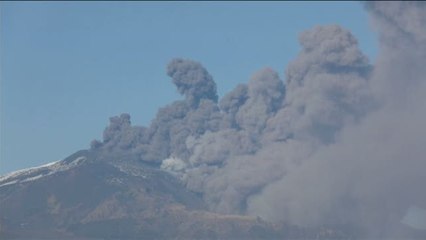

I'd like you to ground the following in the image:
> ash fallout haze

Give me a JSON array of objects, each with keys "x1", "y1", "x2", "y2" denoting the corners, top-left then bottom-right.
[{"x1": 1, "y1": 1, "x2": 426, "y2": 239}]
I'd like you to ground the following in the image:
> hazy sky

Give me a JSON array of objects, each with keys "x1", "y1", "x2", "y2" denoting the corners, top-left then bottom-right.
[{"x1": 0, "y1": 2, "x2": 377, "y2": 174}]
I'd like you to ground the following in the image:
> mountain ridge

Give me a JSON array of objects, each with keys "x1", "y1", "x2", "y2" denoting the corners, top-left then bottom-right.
[
  {"x1": 0, "y1": 150, "x2": 355, "y2": 239},
  {"x1": 0, "y1": 150, "x2": 277, "y2": 239}
]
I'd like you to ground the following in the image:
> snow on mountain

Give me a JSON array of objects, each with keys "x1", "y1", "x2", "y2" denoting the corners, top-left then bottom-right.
[{"x1": 0, "y1": 156, "x2": 87, "y2": 188}]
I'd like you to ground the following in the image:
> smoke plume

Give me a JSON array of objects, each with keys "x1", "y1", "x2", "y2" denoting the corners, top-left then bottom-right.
[{"x1": 91, "y1": 2, "x2": 426, "y2": 237}]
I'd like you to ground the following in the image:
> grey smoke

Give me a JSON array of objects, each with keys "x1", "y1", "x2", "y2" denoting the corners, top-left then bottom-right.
[
  {"x1": 193, "y1": 23, "x2": 374, "y2": 218},
  {"x1": 167, "y1": 58, "x2": 218, "y2": 106},
  {"x1": 91, "y1": 2, "x2": 426, "y2": 238},
  {"x1": 235, "y1": 68, "x2": 285, "y2": 136},
  {"x1": 248, "y1": 1, "x2": 426, "y2": 237},
  {"x1": 219, "y1": 83, "x2": 248, "y2": 129},
  {"x1": 264, "y1": 24, "x2": 372, "y2": 144}
]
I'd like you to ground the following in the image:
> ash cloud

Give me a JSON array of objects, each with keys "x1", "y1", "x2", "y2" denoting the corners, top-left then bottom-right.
[
  {"x1": 263, "y1": 24, "x2": 373, "y2": 145},
  {"x1": 248, "y1": 2, "x2": 426, "y2": 237},
  {"x1": 91, "y1": 2, "x2": 426, "y2": 238},
  {"x1": 167, "y1": 58, "x2": 218, "y2": 106}
]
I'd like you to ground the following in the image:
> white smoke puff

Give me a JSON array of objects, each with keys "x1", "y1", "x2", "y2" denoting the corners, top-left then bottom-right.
[{"x1": 160, "y1": 156, "x2": 187, "y2": 173}]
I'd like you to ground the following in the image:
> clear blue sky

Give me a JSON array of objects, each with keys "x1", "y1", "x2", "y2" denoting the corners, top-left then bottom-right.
[{"x1": 0, "y1": 2, "x2": 377, "y2": 174}]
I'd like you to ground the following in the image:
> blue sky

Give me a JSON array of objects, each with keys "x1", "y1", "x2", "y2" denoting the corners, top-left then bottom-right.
[{"x1": 0, "y1": 2, "x2": 377, "y2": 174}]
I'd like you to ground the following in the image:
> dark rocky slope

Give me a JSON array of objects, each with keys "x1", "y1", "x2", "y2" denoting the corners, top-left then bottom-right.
[{"x1": 1, "y1": 150, "x2": 332, "y2": 239}]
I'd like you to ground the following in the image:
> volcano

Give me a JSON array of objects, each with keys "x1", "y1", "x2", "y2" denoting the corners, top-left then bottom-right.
[
  {"x1": 1, "y1": 150, "x2": 266, "y2": 239},
  {"x1": 0, "y1": 149, "x2": 351, "y2": 239}
]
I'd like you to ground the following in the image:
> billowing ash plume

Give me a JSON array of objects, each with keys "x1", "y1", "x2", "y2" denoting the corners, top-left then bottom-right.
[
  {"x1": 263, "y1": 24, "x2": 372, "y2": 144},
  {"x1": 91, "y1": 2, "x2": 426, "y2": 238},
  {"x1": 167, "y1": 58, "x2": 218, "y2": 106},
  {"x1": 189, "y1": 24, "x2": 374, "y2": 217},
  {"x1": 248, "y1": 2, "x2": 426, "y2": 238}
]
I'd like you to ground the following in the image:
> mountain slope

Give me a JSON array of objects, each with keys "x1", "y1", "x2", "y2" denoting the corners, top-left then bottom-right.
[{"x1": 1, "y1": 150, "x2": 305, "y2": 239}]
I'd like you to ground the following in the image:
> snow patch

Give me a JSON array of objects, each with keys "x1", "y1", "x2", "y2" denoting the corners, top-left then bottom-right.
[
  {"x1": 21, "y1": 174, "x2": 45, "y2": 183},
  {"x1": 0, "y1": 180, "x2": 17, "y2": 188},
  {"x1": 0, "y1": 160, "x2": 59, "y2": 183},
  {"x1": 0, "y1": 156, "x2": 87, "y2": 188}
]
